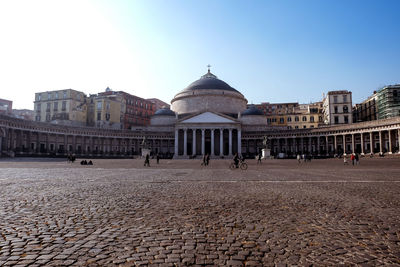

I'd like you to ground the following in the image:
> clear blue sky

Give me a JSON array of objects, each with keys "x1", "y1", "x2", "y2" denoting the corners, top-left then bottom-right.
[{"x1": 1, "y1": 0, "x2": 399, "y2": 109}]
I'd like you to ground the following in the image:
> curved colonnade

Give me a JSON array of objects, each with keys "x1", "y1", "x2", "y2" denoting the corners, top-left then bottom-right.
[{"x1": 1, "y1": 114, "x2": 400, "y2": 158}]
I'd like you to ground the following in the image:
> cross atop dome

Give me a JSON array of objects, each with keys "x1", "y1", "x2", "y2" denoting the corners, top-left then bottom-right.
[{"x1": 207, "y1": 64, "x2": 211, "y2": 73}]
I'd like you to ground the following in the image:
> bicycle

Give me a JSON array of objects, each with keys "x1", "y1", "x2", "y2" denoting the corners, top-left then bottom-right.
[{"x1": 229, "y1": 159, "x2": 248, "y2": 170}]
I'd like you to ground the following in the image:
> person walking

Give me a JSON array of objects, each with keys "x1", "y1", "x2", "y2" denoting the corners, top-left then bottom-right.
[
  {"x1": 144, "y1": 154, "x2": 150, "y2": 167},
  {"x1": 297, "y1": 154, "x2": 301, "y2": 164},
  {"x1": 257, "y1": 152, "x2": 262, "y2": 164},
  {"x1": 156, "y1": 153, "x2": 160, "y2": 164},
  {"x1": 202, "y1": 154, "x2": 207, "y2": 166},
  {"x1": 206, "y1": 153, "x2": 210, "y2": 166},
  {"x1": 343, "y1": 155, "x2": 348, "y2": 165},
  {"x1": 350, "y1": 153, "x2": 355, "y2": 166},
  {"x1": 355, "y1": 153, "x2": 359, "y2": 165}
]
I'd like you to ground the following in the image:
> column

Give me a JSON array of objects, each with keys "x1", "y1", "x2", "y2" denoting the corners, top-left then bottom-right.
[
  {"x1": 351, "y1": 134, "x2": 355, "y2": 153},
  {"x1": 334, "y1": 135, "x2": 337, "y2": 154},
  {"x1": 300, "y1": 138, "x2": 304, "y2": 153},
  {"x1": 201, "y1": 129, "x2": 205, "y2": 155},
  {"x1": 0, "y1": 136, "x2": 2, "y2": 156},
  {"x1": 398, "y1": 129, "x2": 400, "y2": 154},
  {"x1": 192, "y1": 129, "x2": 196, "y2": 156},
  {"x1": 308, "y1": 137, "x2": 312, "y2": 153},
  {"x1": 379, "y1": 131, "x2": 383, "y2": 154},
  {"x1": 317, "y1": 136, "x2": 320, "y2": 155},
  {"x1": 174, "y1": 129, "x2": 178, "y2": 156},
  {"x1": 183, "y1": 129, "x2": 187, "y2": 156},
  {"x1": 228, "y1": 129, "x2": 232, "y2": 156},
  {"x1": 220, "y1": 129, "x2": 223, "y2": 156},
  {"x1": 325, "y1": 136, "x2": 329, "y2": 155},
  {"x1": 293, "y1": 137, "x2": 297, "y2": 154},
  {"x1": 237, "y1": 129, "x2": 242, "y2": 156},
  {"x1": 342, "y1": 134, "x2": 346, "y2": 154},
  {"x1": 360, "y1": 133, "x2": 364, "y2": 155},
  {"x1": 211, "y1": 129, "x2": 215, "y2": 156},
  {"x1": 369, "y1": 132, "x2": 373, "y2": 154},
  {"x1": 388, "y1": 130, "x2": 392, "y2": 154},
  {"x1": 64, "y1": 135, "x2": 68, "y2": 154},
  {"x1": 72, "y1": 135, "x2": 76, "y2": 153},
  {"x1": 284, "y1": 138, "x2": 288, "y2": 153}
]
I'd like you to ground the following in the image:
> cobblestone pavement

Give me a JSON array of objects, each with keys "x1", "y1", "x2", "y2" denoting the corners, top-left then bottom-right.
[{"x1": 0, "y1": 158, "x2": 400, "y2": 266}]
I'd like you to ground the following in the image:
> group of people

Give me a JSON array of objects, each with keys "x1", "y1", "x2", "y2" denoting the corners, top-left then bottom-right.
[
  {"x1": 144, "y1": 153, "x2": 160, "y2": 167},
  {"x1": 202, "y1": 153, "x2": 210, "y2": 166},
  {"x1": 344, "y1": 153, "x2": 360, "y2": 165},
  {"x1": 80, "y1": 160, "x2": 93, "y2": 165},
  {"x1": 297, "y1": 154, "x2": 312, "y2": 163},
  {"x1": 67, "y1": 153, "x2": 76, "y2": 163}
]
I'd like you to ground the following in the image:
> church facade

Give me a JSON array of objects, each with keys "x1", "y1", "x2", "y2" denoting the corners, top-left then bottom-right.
[{"x1": 1, "y1": 70, "x2": 400, "y2": 158}]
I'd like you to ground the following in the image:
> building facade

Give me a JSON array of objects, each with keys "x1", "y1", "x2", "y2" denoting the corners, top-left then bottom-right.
[
  {"x1": 0, "y1": 98, "x2": 13, "y2": 114},
  {"x1": 34, "y1": 89, "x2": 87, "y2": 126},
  {"x1": 353, "y1": 92, "x2": 378, "y2": 123},
  {"x1": 323, "y1": 90, "x2": 353, "y2": 125},
  {"x1": 377, "y1": 84, "x2": 400, "y2": 120},
  {"x1": 1, "y1": 70, "x2": 400, "y2": 158}
]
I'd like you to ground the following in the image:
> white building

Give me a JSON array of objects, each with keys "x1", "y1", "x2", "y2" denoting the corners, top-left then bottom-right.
[{"x1": 323, "y1": 90, "x2": 352, "y2": 125}]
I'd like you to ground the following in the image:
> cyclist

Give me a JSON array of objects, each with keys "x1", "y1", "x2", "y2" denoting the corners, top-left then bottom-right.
[{"x1": 233, "y1": 153, "x2": 239, "y2": 168}]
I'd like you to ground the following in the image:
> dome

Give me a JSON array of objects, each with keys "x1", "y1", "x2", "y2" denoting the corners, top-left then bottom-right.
[
  {"x1": 182, "y1": 70, "x2": 240, "y2": 93},
  {"x1": 242, "y1": 105, "x2": 264, "y2": 116},
  {"x1": 154, "y1": 107, "x2": 175, "y2": 116},
  {"x1": 171, "y1": 69, "x2": 248, "y2": 115}
]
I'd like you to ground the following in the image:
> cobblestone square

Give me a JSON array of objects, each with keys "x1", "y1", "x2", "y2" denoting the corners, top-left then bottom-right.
[{"x1": 0, "y1": 157, "x2": 399, "y2": 266}]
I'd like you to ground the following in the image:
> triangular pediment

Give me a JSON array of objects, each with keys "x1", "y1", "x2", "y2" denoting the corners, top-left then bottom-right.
[{"x1": 180, "y1": 112, "x2": 236, "y2": 124}]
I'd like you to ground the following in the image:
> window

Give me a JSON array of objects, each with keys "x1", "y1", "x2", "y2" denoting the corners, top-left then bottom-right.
[
  {"x1": 333, "y1": 96, "x2": 338, "y2": 103},
  {"x1": 303, "y1": 125, "x2": 307, "y2": 128},
  {"x1": 54, "y1": 102, "x2": 58, "y2": 111},
  {"x1": 302, "y1": 116, "x2": 307, "y2": 121},
  {"x1": 97, "y1": 112, "x2": 101, "y2": 121},
  {"x1": 35, "y1": 115, "x2": 41, "y2": 121},
  {"x1": 135, "y1": 100, "x2": 138, "y2": 106},
  {"x1": 38, "y1": 94, "x2": 41, "y2": 101},
  {"x1": 310, "y1": 116, "x2": 314, "y2": 122},
  {"x1": 344, "y1": 115, "x2": 349, "y2": 124},
  {"x1": 97, "y1": 101, "x2": 102, "y2": 110},
  {"x1": 334, "y1": 116, "x2": 339, "y2": 124},
  {"x1": 334, "y1": 106, "x2": 338, "y2": 114},
  {"x1": 310, "y1": 125, "x2": 314, "y2": 128},
  {"x1": 343, "y1": 95, "x2": 347, "y2": 102},
  {"x1": 267, "y1": 118, "x2": 271, "y2": 123},
  {"x1": 48, "y1": 92, "x2": 52, "y2": 100},
  {"x1": 343, "y1": 105, "x2": 348, "y2": 113},
  {"x1": 319, "y1": 116, "x2": 323, "y2": 122},
  {"x1": 140, "y1": 102, "x2": 143, "y2": 107},
  {"x1": 55, "y1": 92, "x2": 58, "y2": 99},
  {"x1": 46, "y1": 103, "x2": 51, "y2": 111},
  {"x1": 145, "y1": 103, "x2": 148, "y2": 109},
  {"x1": 77, "y1": 94, "x2": 81, "y2": 100},
  {"x1": 105, "y1": 113, "x2": 110, "y2": 121},
  {"x1": 287, "y1": 117, "x2": 292, "y2": 122},
  {"x1": 63, "y1": 91, "x2": 67, "y2": 99},
  {"x1": 106, "y1": 102, "x2": 110, "y2": 110},
  {"x1": 279, "y1": 117, "x2": 284, "y2": 124},
  {"x1": 295, "y1": 116, "x2": 299, "y2": 122},
  {"x1": 295, "y1": 126, "x2": 299, "y2": 129},
  {"x1": 46, "y1": 114, "x2": 51, "y2": 121},
  {"x1": 36, "y1": 103, "x2": 41, "y2": 111},
  {"x1": 62, "y1": 101, "x2": 66, "y2": 111}
]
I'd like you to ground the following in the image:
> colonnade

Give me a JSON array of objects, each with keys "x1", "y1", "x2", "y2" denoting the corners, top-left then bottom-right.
[
  {"x1": 174, "y1": 128, "x2": 241, "y2": 157},
  {"x1": 270, "y1": 128, "x2": 400, "y2": 155}
]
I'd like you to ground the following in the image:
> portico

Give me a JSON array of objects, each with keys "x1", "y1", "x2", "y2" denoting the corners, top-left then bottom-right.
[{"x1": 174, "y1": 111, "x2": 241, "y2": 158}]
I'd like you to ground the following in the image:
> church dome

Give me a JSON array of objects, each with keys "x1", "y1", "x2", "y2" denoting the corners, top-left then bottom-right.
[
  {"x1": 242, "y1": 105, "x2": 264, "y2": 116},
  {"x1": 154, "y1": 107, "x2": 175, "y2": 116},
  {"x1": 171, "y1": 68, "x2": 247, "y2": 116},
  {"x1": 182, "y1": 70, "x2": 240, "y2": 93}
]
